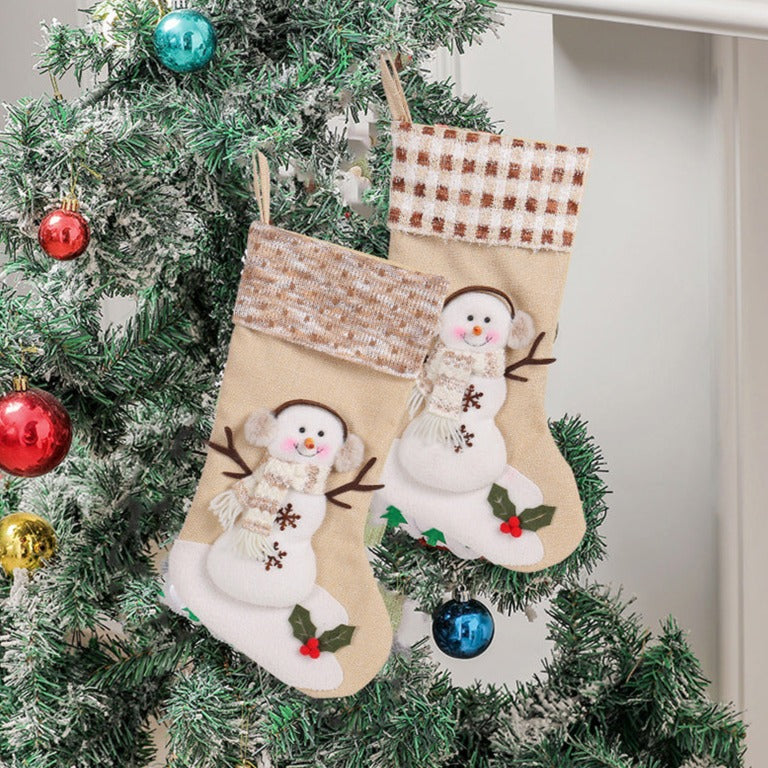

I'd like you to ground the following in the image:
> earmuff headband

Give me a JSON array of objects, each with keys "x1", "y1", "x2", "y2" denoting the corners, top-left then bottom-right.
[
  {"x1": 443, "y1": 285, "x2": 516, "y2": 318},
  {"x1": 272, "y1": 399, "x2": 349, "y2": 440}
]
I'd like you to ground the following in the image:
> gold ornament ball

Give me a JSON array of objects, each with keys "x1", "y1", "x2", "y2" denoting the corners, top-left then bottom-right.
[{"x1": 0, "y1": 511, "x2": 57, "y2": 576}]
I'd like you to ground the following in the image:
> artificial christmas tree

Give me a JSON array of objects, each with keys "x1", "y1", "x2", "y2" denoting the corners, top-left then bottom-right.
[{"x1": 0, "y1": 2, "x2": 745, "y2": 767}]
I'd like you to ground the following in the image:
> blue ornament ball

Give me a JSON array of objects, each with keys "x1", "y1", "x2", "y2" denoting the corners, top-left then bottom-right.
[
  {"x1": 153, "y1": 9, "x2": 216, "y2": 73},
  {"x1": 432, "y1": 593, "x2": 495, "y2": 659}
]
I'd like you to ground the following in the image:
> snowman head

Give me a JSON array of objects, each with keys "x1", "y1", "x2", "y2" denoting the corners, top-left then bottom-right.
[
  {"x1": 439, "y1": 286, "x2": 535, "y2": 352},
  {"x1": 243, "y1": 400, "x2": 365, "y2": 472}
]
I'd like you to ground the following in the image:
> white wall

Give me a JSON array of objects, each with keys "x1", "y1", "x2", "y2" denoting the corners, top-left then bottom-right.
[{"x1": 552, "y1": 18, "x2": 719, "y2": 681}]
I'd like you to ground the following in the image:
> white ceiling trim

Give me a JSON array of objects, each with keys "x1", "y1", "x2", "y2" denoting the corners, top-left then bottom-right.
[{"x1": 499, "y1": 0, "x2": 768, "y2": 39}]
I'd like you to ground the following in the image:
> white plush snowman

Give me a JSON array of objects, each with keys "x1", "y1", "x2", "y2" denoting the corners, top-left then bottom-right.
[
  {"x1": 206, "y1": 400, "x2": 364, "y2": 608},
  {"x1": 398, "y1": 287, "x2": 535, "y2": 493},
  {"x1": 371, "y1": 286, "x2": 549, "y2": 568}
]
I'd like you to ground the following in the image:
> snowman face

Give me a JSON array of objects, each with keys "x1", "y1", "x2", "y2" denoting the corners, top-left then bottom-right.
[
  {"x1": 268, "y1": 404, "x2": 346, "y2": 467},
  {"x1": 439, "y1": 292, "x2": 512, "y2": 351}
]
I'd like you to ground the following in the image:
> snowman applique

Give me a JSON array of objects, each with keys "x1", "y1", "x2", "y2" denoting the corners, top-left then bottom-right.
[
  {"x1": 206, "y1": 400, "x2": 370, "y2": 607},
  {"x1": 167, "y1": 399, "x2": 382, "y2": 693},
  {"x1": 372, "y1": 286, "x2": 556, "y2": 567}
]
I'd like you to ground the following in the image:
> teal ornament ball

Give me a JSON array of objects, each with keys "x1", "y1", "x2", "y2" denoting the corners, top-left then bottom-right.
[
  {"x1": 432, "y1": 590, "x2": 495, "y2": 659},
  {"x1": 153, "y1": 9, "x2": 216, "y2": 73}
]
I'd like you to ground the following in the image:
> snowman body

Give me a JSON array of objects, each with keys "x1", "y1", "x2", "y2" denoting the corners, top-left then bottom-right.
[
  {"x1": 398, "y1": 373, "x2": 508, "y2": 493},
  {"x1": 204, "y1": 402, "x2": 360, "y2": 609},
  {"x1": 372, "y1": 287, "x2": 547, "y2": 567},
  {"x1": 206, "y1": 489, "x2": 326, "y2": 608},
  {"x1": 398, "y1": 290, "x2": 521, "y2": 493}
]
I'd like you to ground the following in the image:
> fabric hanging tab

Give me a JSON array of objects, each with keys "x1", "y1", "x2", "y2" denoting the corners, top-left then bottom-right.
[
  {"x1": 379, "y1": 52, "x2": 412, "y2": 124},
  {"x1": 252, "y1": 150, "x2": 271, "y2": 225}
]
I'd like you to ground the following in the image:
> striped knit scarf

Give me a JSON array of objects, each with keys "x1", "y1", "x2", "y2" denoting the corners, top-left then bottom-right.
[
  {"x1": 408, "y1": 341, "x2": 505, "y2": 446},
  {"x1": 209, "y1": 456, "x2": 331, "y2": 560}
]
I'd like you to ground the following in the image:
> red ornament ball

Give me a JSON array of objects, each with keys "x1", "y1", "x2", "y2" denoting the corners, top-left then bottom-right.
[
  {"x1": 0, "y1": 377, "x2": 72, "y2": 477},
  {"x1": 38, "y1": 201, "x2": 90, "y2": 261}
]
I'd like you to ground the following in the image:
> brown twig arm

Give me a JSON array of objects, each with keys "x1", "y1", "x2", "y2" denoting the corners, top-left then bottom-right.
[
  {"x1": 207, "y1": 426, "x2": 253, "y2": 479},
  {"x1": 325, "y1": 457, "x2": 385, "y2": 509},
  {"x1": 504, "y1": 332, "x2": 557, "y2": 383}
]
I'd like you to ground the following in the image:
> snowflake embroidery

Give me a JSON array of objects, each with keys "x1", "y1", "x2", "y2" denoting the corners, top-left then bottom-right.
[
  {"x1": 462, "y1": 384, "x2": 484, "y2": 412},
  {"x1": 453, "y1": 424, "x2": 475, "y2": 453},
  {"x1": 275, "y1": 503, "x2": 301, "y2": 531},
  {"x1": 265, "y1": 542, "x2": 287, "y2": 571}
]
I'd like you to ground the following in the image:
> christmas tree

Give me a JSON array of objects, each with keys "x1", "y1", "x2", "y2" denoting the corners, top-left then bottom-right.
[{"x1": 0, "y1": 2, "x2": 746, "y2": 766}]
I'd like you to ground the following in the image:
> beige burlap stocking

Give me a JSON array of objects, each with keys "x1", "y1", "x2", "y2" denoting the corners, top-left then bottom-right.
[
  {"x1": 371, "y1": 54, "x2": 592, "y2": 572},
  {"x1": 168, "y1": 169, "x2": 447, "y2": 697}
]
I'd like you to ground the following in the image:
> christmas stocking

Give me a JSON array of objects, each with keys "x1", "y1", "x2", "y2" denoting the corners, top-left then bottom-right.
[
  {"x1": 371, "y1": 55, "x2": 592, "y2": 571},
  {"x1": 168, "y1": 169, "x2": 447, "y2": 697}
]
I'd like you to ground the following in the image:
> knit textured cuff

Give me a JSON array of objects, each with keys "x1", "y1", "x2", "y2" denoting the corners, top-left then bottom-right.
[
  {"x1": 388, "y1": 123, "x2": 591, "y2": 253},
  {"x1": 233, "y1": 222, "x2": 448, "y2": 378}
]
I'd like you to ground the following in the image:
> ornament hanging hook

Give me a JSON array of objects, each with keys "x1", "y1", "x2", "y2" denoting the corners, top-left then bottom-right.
[
  {"x1": 235, "y1": 703, "x2": 259, "y2": 768},
  {"x1": 65, "y1": 156, "x2": 102, "y2": 210},
  {"x1": 49, "y1": 73, "x2": 64, "y2": 102},
  {"x1": 15, "y1": 344, "x2": 40, "y2": 388},
  {"x1": 18, "y1": 344, "x2": 40, "y2": 372},
  {"x1": 152, "y1": 0, "x2": 169, "y2": 20},
  {"x1": 252, "y1": 150, "x2": 271, "y2": 225}
]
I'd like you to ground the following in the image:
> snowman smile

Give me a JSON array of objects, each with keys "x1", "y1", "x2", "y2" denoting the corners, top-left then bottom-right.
[
  {"x1": 296, "y1": 445, "x2": 318, "y2": 458},
  {"x1": 463, "y1": 336, "x2": 489, "y2": 348}
]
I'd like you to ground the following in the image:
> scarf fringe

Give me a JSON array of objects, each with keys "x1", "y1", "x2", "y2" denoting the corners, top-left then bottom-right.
[
  {"x1": 209, "y1": 488, "x2": 244, "y2": 530},
  {"x1": 407, "y1": 385, "x2": 427, "y2": 418},
  {"x1": 411, "y1": 412, "x2": 464, "y2": 447},
  {"x1": 235, "y1": 518, "x2": 274, "y2": 561}
]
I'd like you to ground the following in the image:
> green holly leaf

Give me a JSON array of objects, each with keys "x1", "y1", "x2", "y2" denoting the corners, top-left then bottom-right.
[
  {"x1": 422, "y1": 527, "x2": 447, "y2": 547},
  {"x1": 518, "y1": 504, "x2": 556, "y2": 531},
  {"x1": 183, "y1": 607, "x2": 200, "y2": 623},
  {"x1": 488, "y1": 483, "x2": 517, "y2": 521},
  {"x1": 317, "y1": 624, "x2": 356, "y2": 653},
  {"x1": 381, "y1": 505, "x2": 407, "y2": 528},
  {"x1": 288, "y1": 605, "x2": 316, "y2": 644}
]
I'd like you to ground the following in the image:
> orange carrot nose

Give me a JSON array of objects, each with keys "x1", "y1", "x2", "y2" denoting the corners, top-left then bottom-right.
[
  {"x1": 472, "y1": 325, "x2": 483, "y2": 336},
  {"x1": 304, "y1": 437, "x2": 315, "y2": 450}
]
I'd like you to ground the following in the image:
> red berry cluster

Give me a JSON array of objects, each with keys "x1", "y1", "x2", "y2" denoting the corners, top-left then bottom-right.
[
  {"x1": 499, "y1": 515, "x2": 522, "y2": 537},
  {"x1": 300, "y1": 637, "x2": 321, "y2": 659}
]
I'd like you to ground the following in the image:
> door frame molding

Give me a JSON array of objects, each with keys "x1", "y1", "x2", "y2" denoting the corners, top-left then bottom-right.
[{"x1": 500, "y1": 0, "x2": 768, "y2": 39}]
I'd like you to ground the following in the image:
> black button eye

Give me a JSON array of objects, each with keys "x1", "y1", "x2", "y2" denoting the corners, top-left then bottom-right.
[
  {"x1": 299, "y1": 427, "x2": 306, "y2": 433},
  {"x1": 318, "y1": 430, "x2": 324, "y2": 437},
  {"x1": 484, "y1": 316, "x2": 491, "y2": 323},
  {"x1": 467, "y1": 315, "x2": 474, "y2": 321}
]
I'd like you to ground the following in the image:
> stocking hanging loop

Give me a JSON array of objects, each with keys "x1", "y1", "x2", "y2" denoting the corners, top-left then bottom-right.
[
  {"x1": 379, "y1": 52, "x2": 412, "y2": 123},
  {"x1": 252, "y1": 150, "x2": 271, "y2": 225}
]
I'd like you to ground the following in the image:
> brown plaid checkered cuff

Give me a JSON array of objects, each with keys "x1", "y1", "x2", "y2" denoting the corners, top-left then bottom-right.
[
  {"x1": 232, "y1": 222, "x2": 448, "y2": 378},
  {"x1": 388, "y1": 123, "x2": 591, "y2": 253}
]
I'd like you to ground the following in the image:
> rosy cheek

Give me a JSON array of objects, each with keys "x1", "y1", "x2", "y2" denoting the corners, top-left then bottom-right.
[
  {"x1": 452, "y1": 326, "x2": 467, "y2": 340},
  {"x1": 485, "y1": 330, "x2": 501, "y2": 343},
  {"x1": 316, "y1": 444, "x2": 330, "y2": 457},
  {"x1": 280, "y1": 437, "x2": 298, "y2": 453}
]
